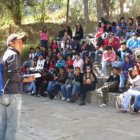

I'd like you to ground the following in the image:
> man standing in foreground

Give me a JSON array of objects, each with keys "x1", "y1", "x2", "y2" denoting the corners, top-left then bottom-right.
[{"x1": 0, "y1": 34, "x2": 34, "y2": 140}]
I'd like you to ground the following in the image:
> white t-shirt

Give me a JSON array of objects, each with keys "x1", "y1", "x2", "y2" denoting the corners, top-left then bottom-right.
[
  {"x1": 36, "y1": 59, "x2": 45, "y2": 70},
  {"x1": 29, "y1": 53, "x2": 35, "y2": 60},
  {"x1": 129, "y1": 75, "x2": 140, "y2": 90}
]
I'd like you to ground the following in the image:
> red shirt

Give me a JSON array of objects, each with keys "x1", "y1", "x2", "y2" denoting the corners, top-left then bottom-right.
[
  {"x1": 51, "y1": 44, "x2": 59, "y2": 49},
  {"x1": 49, "y1": 61, "x2": 56, "y2": 70},
  {"x1": 109, "y1": 36, "x2": 120, "y2": 51},
  {"x1": 136, "y1": 62, "x2": 140, "y2": 74},
  {"x1": 65, "y1": 60, "x2": 74, "y2": 71}
]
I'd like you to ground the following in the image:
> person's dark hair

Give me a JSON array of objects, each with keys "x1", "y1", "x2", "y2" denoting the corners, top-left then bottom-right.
[
  {"x1": 136, "y1": 16, "x2": 140, "y2": 24},
  {"x1": 120, "y1": 17, "x2": 125, "y2": 21},
  {"x1": 138, "y1": 24, "x2": 140, "y2": 26},
  {"x1": 75, "y1": 67, "x2": 80, "y2": 71},
  {"x1": 112, "y1": 67, "x2": 118, "y2": 71},
  {"x1": 39, "y1": 53, "x2": 43, "y2": 56},
  {"x1": 60, "y1": 25, "x2": 63, "y2": 28},
  {"x1": 112, "y1": 22, "x2": 116, "y2": 26},
  {"x1": 106, "y1": 21, "x2": 111, "y2": 25},
  {"x1": 42, "y1": 27, "x2": 47, "y2": 34},
  {"x1": 128, "y1": 68, "x2": 136, "y2": 80},
  {"x1": 64, "y1": 31, "x2": 69, "y2": 34},
  {"x1": 128, "y1": 18, "x2": 134, "y2": 25},
  {"x1": 30, "y1": 47, "x2": 34, "y2": 51},
  {"x1": 85, "y1": 55, "x2": 90, "y2": 60},
  {"x1": 51, "y1": 39, "x2": 58, "y2": 45},
  {"x1": 68, "y1": 54, "x2": 72, "y2": 59},
  {"x1": 137, "y1": 55, "x2": 140, "y2": 59},
  {"x1": 66, "y1": 25, "x2": 72, "y2": 32},
  {"x1": 68, "y1": 65, "x2": 74, "y2": 69},
  {"x1": 36, "y1": 47, "x2": 40, "y2": 51},
  {"x1": 76, "y1": 53, "x2": 81, "y2": 57},
  {"x1": 34, "y1": 56, "x2": 38, "y2": 61},
  {"x1": 25, "y1": 65, "x2": 30, "y2": 69},
  {"x1": 106, "y1": 45, "x2": 112, "y2": 50},
  {"x1": 60, "y1": 66, "x2": 65, "y2": 70}
]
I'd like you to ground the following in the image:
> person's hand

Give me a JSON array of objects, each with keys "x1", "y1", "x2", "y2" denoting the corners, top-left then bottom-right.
[{"x1": 54, "y1": 76, "x2": 58, "y2": 80}]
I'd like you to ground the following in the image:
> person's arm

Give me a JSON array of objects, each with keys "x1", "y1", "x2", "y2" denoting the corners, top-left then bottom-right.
[{"x1": 7, "y1": 54, "x2": 23, "y2": 83}]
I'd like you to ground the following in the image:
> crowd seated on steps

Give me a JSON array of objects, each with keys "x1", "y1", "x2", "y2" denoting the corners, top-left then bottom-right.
[{"x1": 20, "y1": 16, "x2": 140, "y2": 113}]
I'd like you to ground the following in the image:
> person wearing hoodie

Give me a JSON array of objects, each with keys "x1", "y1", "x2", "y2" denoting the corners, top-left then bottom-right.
[
  {"x1": 61, "y1": 65, "x2": 75, "y2": 102},
  {"x1": 36, "y1": 54, "x2": 45, "y2": 72},
  {"x1": 118, "y1": 53, "x2": 135, "y2": 93}
]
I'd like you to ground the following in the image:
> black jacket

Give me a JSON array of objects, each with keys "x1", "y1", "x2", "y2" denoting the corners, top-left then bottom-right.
[{"x1": 2, "y1": 46, "x2": 23, "y2": 94}]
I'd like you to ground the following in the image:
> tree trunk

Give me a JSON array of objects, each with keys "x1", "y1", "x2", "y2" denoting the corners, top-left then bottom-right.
[
  {"x1": 84, "y1": 0, "x2": 89, "y2": 23},
  {"x1": 102, "y1": 0, "x2": 110, "y2": 20},
  {"x1": 66, "y1": 0, "x2": 70, "y2": 25},
  {"x1": 96, "y1": 0, "x2": 103, "y2": 21},
  {"x1": 120, "y1": 0, "x2": 124, "y2": 17}
]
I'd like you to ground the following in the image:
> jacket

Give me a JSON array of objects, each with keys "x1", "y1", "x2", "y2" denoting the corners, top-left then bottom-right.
[
  {"x1": 2, "y1": 46, "x2": 23, "y2": 94},
  {"x1": 65, "y1": 72, "x2": 75, "y2": 85}
]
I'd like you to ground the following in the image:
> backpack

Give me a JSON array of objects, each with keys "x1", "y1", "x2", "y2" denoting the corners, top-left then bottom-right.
[{"x1": 0, "y1": 63, "x2": 3, "y2": 95}]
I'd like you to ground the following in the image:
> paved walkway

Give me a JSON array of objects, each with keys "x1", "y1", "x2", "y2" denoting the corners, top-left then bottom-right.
[{"x1": 0, "y1": 94, "x2": 140, "y2": 140}]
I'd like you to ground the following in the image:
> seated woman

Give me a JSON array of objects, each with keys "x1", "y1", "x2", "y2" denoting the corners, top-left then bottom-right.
[
  {"x1": 65, "y1": 55, "x2": 74, "y2": 71},
  {"x1": 52, "y1": 48, "x2": 60, "y2": 59},
  {"x1": 120, "y1": 68, "x2": 140, "y2": 113},
  {"x1": 75, "y1": 23, "x2": 83, "y2": 40},
  {"x1": 79, "y1": 65, "x2": 97, "y2": 105},
  {"x1": 96, "y1": 21, "x2": 105, "y2": 38},
  {"x1": 62, "y1": 31, "x2": 71, "y2": 42},
  {"x1": 35, "y1": 47, "x2": 42, "y2": 58},
  {"x1": 49, "y1": 57, "x2": 57, "y2": 71},
  {"x1": 36, "y1": 54, "x2": 45, "y2": 72},
  {"x1": 83, "y1": 56, "x2": 92, "y2": 72},
  {"x1": 101, "y1": 46, "x2": 116, "y2": 76},
  {"x1": 119, "y1": 53, "x2": 135, "y2": 93},
  {"x1": 63, "y1": 38, "x2": 72, "y2": 58},
  {"x1": 73, "y1": 53, "x2": 84, "y2": 72},
  {"x1": 42, "y1": 47, "x2": 47, "y2": 59},
  {"x1": 44, "y1": 55, "x2": 50, "y2": 71},
  {"x1": 51, "y1": 39, "x2": 59, "y2": 50}
]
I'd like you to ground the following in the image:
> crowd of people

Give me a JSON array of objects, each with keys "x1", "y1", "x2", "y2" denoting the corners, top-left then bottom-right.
[{"x1": 22, "y1": 16, "x2": 140, "y2": 113}]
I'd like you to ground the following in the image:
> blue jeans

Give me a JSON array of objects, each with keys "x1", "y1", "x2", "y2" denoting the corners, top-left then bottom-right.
[
  {"x1": 61, "y1": 84, "x2": 80, "y2": 99},
  {"x1": 119, "y1": 74, "x2": 127, "y2": 88},
  {"x1": 112, "y1": 61, "x2": 124, "y2": 68},
  {"x1": 41, "y1": 40, "x2": 48, "y2": 48},
  {"x1": 125, "y1": 31, "x2": 134, "y2": 41},
  {"x1": 95, "y1": 50, "x2": 103, "y2": 63},
  {"x1": 134, "y1": 94, "x2": 140, "y2": 112},
  {"x1": 63, "y1": 51, "x2": 71, "y2": 58},
  {"x1": 47, "y1": 81, "x2": 56, "y2": 94},
  {"x1": 28, "y1": 81, "x2": 36, "y2": 94},
  {"x1": 101, "y1": 62, "x2": 112, "y2": 75},
  {"x1": 0, "y1": 94, "x2": 22, "y2": 140}
]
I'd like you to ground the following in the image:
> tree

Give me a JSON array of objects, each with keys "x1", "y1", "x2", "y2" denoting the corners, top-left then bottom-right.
[
  {"x1": 96, "y1": 0, "x2": 103, "y2": 21},
  {"x1": 102, "y1": 0, "x2": 110, "y2": 20},
  {"x1": 66, "y1": 0, "x2": 70, "y2": 25},
  {"x1": 84, "y1": 0, "x2": 89, "y2": 23},
  {"x1": 120, "y1": 0, "x2": 124, "y2": 17}
]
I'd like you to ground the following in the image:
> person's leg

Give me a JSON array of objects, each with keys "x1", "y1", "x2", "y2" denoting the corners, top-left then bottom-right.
[
  {"x1": 112, "y1": 61, "x2": 124, "y2": 68},
  {"x1": 134, "y1": 94, "x2": 140, "y2": 112},
  {"x1": 47, "y1": 81, "x2": 55, "y2": 93},
  {"x1": 5, "y1": 94, "x2": 22, "y2": 140},
  {"x1": 95, "y1": 50, "x2": 100, "y2": 63},
  {"x1": 101, "y1": 62, "x2": 107, "y2": 76},
  {"x1": 0, "y1": 104, "x2": 7, "y2": 140},
  {"x1": 53, "y1": 84, "x2": 61, "y2": 96},
  {"x1": 65, "y1": 85, "x2": 71, "y2": 100},
  {"x1": 119, "y1": 74, "x2": 126, "y2": 88},
  {"x1": 61, "y1": 85, "x2": 67, "y2": 99},
  {"x1": 71, "y1": 85, "x2": 79, "y2": 96}
]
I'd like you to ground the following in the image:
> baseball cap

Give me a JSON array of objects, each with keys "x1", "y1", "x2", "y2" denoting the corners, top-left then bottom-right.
[
  {"x1": 132, "y1": 32, "x2": 137, "y2": 36},
  {"x1": 7, "y1": 34, "x2": 27, "y2": 46}
]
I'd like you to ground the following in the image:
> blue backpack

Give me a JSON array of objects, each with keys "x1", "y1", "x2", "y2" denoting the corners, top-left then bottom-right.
[{"x1": 0, "y1": 63, "x2": 4, "y2": 95}]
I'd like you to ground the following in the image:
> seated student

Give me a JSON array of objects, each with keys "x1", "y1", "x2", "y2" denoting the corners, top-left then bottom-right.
[
  {"x1": 35, "y1": 47, "x2": 42, "y2": 58},
  {"x1": 119, "y1": 53, "x2": 135, "y2": 93},
  {"x1": 47, "y1": 47, "x2": 53, "y2": 59},
  {"x1": 62, "y1": 31, "x2": 71, "y2": 42},
  {"x1": 23, "y1": 65, "x2": 36, "y2": 95},
  {"x1": 44, "y1": 55, "x2": 50, "y2": 71},
  {"x1": 97, "y1": 67, "x2": 120, "y2": 107},
  {"x1": 36, "y1": 54, "x2": 45, "y2": 72},
  {"x1": 136, "y1": 55, "x2": 140, "y2": 75},
  {"x1": 108, "y1": 33, "x2": 120, "y2": 52},
  {"x1": 75, "y1": 23, "x2": 84, "y2": 40},
  {"x1": 94, "y1": 37, "x2": 107, "y2": 64},
  {"x1": 112, "y1": 22, "x2": 117, "y2": 34},
  {"x1": 103, "y1": 21, "x2": 112, "y2": 39},
  {"x1": 65, "y1": 55, "x2": 74, "y2": 71},
  {"x1": 127, "y1": 32, "x2": 140, "y2": 53},
  {"x1": 101, "y1": 46, "x2": 116, "y2": 76},
  {"x1": 61, "y1": 65, "x2": 75, "y2": 102},
  {"x1": 63, "y1": 38, "x2": 72, "y2": 57},
  {"x1": 96, "y1": 21, "x2": 105, "y2": 38},
  {"x1": 83, "y1": 56, "x2": 92, "y2": 72},
  {"x1": 56, "y1": 55, "x2": 66, "y2": 68},
  {"x1": 42, "y1": 47, "x2": 47, "y2": 59},
  {"x1": 32, "y1": 56, "x2": 38, "y2": 68},
  {"x1": 36, "y1": 69, "x2": 53, "y2": 97},
  {"x1": 29, "y1": 47, "x2": 35, "y2": 60},
  {"x1": 79, "y1": 65, "x2": 97, "y2": 105},
  {"x1": 51, "y1": 39, "x2": 59, "y2": 49},
  {"x1": 52, "y1": 48, "x2": 60, "y2": 59},
  {"x1": 71, "y1": 37, "x2": 80, "y2": 54},
  {"x1": 136, "y1": 24, "x2": 140, "y2": 37},
  {"x1": 57, "y1": 25, "x2": 65, "y2": 41},
  {"x1": 66, "y1": 25, "x2": 72, "y2": 38},
  {"x1": 47, "y1": 67, "x2": 68, "y2": 100},
  {"x1": 120, "y1": 68, "x2": 140, "y2": 113},
  {"x1": 73, "y1": 53, "x2": 84, "y2": 72},
  {"x1": 112, "y1": 41, "x2": 133, "y2": 68},
  {"x1": 49, "y1": 57, "x2": 57, "y2": 71},
  {"x1": 70, "y1": 67, "x2": 83, "y2": 103},
  {"x1": 125, "y1": 18, "x2": 135, "y2": 41},
  {"x1": 116, "y1": 17, "x2": 127, "y2": 39}
]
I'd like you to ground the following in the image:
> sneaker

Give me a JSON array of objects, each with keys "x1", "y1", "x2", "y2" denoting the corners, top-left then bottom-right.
[
  {"x1": 62, "y1": 97, "x2": 66, "y2": 101},
  {"x1": 99, "y1": 103, "x2": 107, "y2": 107},
  {"x1": 101, "y1": 74, "x2": 104, "y2": 77},
  {"x1": 66, "y1": 98, "x2": 70, "y2": 102},
  {"x1": 122, "y1": 109, "x2": 127, "y2": 113},
  {"x1": 96, "y1": 88, "x2": 102, "y2": 93}
]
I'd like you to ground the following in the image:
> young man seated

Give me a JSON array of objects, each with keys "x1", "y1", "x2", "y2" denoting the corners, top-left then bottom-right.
[
  {"x1": 47, "y1": 67, "x2": 68, "y2": 100},
  {"x1": 97, "y1": 67, "x2": 120, "y2": 107}
]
